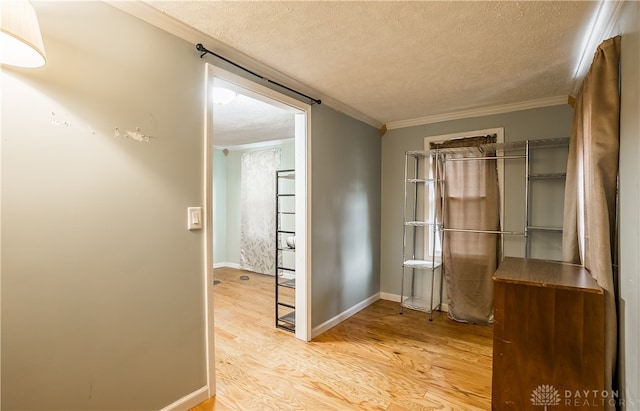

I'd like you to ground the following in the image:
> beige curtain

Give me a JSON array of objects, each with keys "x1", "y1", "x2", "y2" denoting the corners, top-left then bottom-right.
[
  {"x1": 431, "y1": 135, "x2": 500, "y2": 325},
  {"x1": 562, "y1": 36, "x2": 621, "y2": 403}
]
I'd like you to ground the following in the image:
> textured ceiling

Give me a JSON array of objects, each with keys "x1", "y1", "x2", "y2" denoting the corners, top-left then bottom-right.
[
  {"x1": 143, "y1": 0, "x2": 599, "y2": 130},
  {"x1": 212, "y1": 88, "x2": 295, "y2": 147}
]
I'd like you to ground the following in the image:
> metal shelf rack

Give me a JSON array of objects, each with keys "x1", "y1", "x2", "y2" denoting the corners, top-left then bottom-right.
[
  {"x1": 400, "y1": 137, "x2": 569, "y2": 319},
  {"x1": 275, "y1": 169, "x2": 296, "y2": 332}
]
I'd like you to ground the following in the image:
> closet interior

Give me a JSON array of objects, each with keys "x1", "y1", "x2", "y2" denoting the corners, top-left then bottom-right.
[{"x1": 400, "y1": 136, "x2": 569, "y2": 321}]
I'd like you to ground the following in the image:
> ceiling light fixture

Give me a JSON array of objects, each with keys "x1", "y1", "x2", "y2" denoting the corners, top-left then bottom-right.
[
  {"x1": 0, "y1": 0, "x2": 46, "y2": 68},
  {"x1": 212, "y1": 87, "x2": 237, "y2": 105}
]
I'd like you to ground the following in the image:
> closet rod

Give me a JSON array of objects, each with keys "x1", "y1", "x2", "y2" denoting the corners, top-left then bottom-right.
[
  {"x1": 444, "y1": 155, "x2": 526, "y2": 162},
  {"x1": 196, "y1": 43, "x2": 322, "y2": 105},
  {"x1": 442, "y1": 228, "x2": 525, "y2": 235}
]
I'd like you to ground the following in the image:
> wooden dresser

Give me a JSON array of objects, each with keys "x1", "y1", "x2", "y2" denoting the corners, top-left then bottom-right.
[{"x1": 492, "y1": 257, "x2": 605, "y2": 410}]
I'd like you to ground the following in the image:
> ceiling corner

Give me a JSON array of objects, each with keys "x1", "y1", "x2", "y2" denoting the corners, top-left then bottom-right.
[{"x1": 570, "y1": 0, "x2": 626, "y2": 95}]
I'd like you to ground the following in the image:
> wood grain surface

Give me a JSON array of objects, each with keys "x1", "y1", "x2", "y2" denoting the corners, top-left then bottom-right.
[
  {"x1": 492, "y1": 258, "x2": 605, "y2": 410},
  {"x1": 191, "y1": 267, "x2": 493, "y2": 411},
  {"x1": 493, "y1": 257, "x2": 601, "y2": 292}
]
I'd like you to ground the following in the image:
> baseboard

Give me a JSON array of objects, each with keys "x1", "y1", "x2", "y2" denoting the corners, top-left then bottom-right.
[
  {"x1": 159, "y1": 386, "x2": 209, "y2": 411},
  {"x1": 311, "y1": 293, "x2": 380, "y2": 338},
  {"x1": 379, "y1": 292, "x2": 448, "y2": 312},
  {"x1": 213, "y1": 262, "x2": 241, "y2": 269},
  {"x1": 379, "y1": 292, "x2": 401, "y2": 302}
]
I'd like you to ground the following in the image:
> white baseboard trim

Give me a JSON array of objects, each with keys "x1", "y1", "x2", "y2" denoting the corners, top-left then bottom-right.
[
  {"x1": 311, "y1": 293, "x2": 380, "y2": 338},
  {"x1": 213, "y1": 262, "x2": 241, "y2": 269},
  {"x1": 379, "y1": 292, "x2": 449, "y2": 312},
  {"x1": 380, "y1": 292, "x2": 401, "y2": 302},
  {"x1": 159, "y1": 386, "x2": 209, "y2": 411}
]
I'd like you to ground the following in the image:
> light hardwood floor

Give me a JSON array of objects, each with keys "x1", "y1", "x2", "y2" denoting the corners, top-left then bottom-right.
[{"x1": 191, "y1": 267, "x2": 493, "y2": 410}]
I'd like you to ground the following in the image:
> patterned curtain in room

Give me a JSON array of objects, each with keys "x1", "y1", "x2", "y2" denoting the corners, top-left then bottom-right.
[{"x1": 240, "y1": 148, "x2": 281, "y2": 275}]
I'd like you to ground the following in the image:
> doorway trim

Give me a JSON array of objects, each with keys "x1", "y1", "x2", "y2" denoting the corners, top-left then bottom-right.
[{"x1": 203, "y1": 64, "x2": 312, "y2": 396}]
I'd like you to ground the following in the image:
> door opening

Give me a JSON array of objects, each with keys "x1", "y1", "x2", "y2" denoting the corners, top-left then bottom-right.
[{"x1": 203, "y1": 64, "x2": 311, "y2": 397}]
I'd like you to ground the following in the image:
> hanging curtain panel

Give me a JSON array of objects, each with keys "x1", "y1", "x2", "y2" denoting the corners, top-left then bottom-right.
[
  {"x1": 563, "y1": 36, "x2": 621, "y2": 407},
  {"x1": 431, "y1": 135, "x2": 500, "y2": 325},
  {"x1": 240, "y1": 148, "x2": 281, "y2": 275}
]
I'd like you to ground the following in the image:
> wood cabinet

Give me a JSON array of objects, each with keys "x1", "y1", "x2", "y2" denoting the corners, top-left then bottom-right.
[{"x1": 492, "y1": 257, "x2": 605, "y2": 410}]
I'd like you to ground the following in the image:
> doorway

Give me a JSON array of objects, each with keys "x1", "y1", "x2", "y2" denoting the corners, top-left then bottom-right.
[{"x1": 203, "y1": 64, "x2": 311, "y2": 395}]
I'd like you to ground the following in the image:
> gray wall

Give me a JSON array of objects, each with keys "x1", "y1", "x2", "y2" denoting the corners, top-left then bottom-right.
[
  {"x1": 311, "y1": 104, "x2": 381, "y2": 327},
  {"x1": 0, "y1": 2, "x2": 383, "y2": 407},
  {"x1": 214, "y1": 142, "x2": 294, "y2": 266},
  {"x1": 380, "y1": 105, "x2": 573, "y2": 296},
  {"x1": 616, "y1": 1, "x2": 640, "y2": 407},
  {"x1": 1, "y1": 2, "x2": 206, "y2": 409}
]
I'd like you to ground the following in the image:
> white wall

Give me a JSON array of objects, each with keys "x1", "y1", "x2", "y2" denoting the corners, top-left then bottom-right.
[{"x1": 616, "y1": 1, "x2": 640, "y2": 407}]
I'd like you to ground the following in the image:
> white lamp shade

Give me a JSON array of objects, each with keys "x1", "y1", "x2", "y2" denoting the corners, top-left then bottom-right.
[{"x1": 0, "y1": 0, "x2": 46, "y2": 68}]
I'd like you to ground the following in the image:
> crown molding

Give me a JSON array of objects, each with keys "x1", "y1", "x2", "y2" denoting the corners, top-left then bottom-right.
[
  {"x1": 103, "y1": 0, "x2": 382, "y2": 129},
  {"x1": 385, "y1": 95, "x2": 568, "y2": 131},
  {"x1": 570, "y1": 0, "x2": 625, "y2": 96}
]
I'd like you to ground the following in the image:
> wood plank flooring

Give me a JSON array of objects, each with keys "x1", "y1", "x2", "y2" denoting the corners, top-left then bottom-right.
[{"x1": 191, "y1": 267, "x2": 493, "y2": 410}]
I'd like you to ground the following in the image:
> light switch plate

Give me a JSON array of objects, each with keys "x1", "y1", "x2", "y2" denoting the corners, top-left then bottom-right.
[{"x1": 187, "y1": 207, "x2": 202, "y2": 230}]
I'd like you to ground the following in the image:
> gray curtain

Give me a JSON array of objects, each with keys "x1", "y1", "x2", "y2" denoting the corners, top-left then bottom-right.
[
  {"x1": 562, "y1": 36, "x2": 620, "y2": 406},
  {"x1": 431, "y1": 135, "x2": 500, "y2": 325},
  {"x1": 240, "y1": 148, "x2": 281, "y2": 275}
]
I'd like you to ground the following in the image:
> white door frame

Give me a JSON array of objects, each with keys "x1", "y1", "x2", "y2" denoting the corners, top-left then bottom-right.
[{"x1": 203, "y1": 64, "x2": 312, "y2": 396}]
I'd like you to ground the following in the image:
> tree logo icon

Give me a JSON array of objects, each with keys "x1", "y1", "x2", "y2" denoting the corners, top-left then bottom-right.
[{"x1": 531, "y1": 385, "x2": 560, "y2": 410}]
